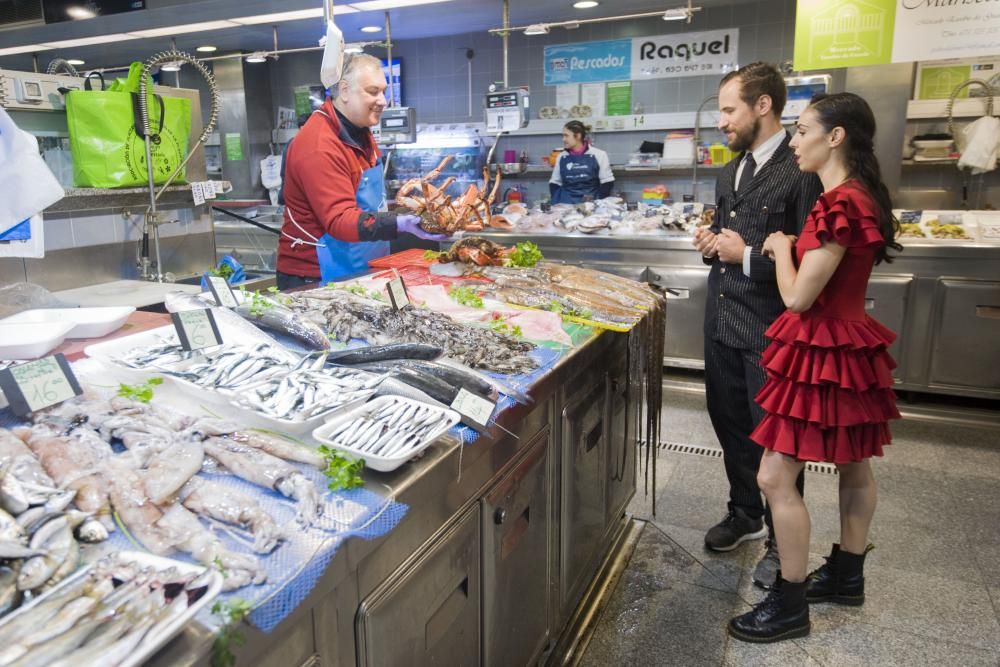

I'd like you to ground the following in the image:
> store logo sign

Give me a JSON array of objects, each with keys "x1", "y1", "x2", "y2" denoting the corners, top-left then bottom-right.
[
  {"x1": 632, "y1": 29, "x2": 739, "y2": 79},
  {"x1": 544, "y1": 39, "x2": 632, "y2": 85}
]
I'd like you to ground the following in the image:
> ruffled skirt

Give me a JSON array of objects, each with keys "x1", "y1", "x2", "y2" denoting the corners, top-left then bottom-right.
[{"x1": 750, "y1": 312, "x2": 900, "y2": 464}]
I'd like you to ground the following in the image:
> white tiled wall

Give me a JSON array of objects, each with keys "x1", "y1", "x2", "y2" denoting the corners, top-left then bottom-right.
[{"x1": 43, "y1": 208, "x2": 209, "y2": 252}]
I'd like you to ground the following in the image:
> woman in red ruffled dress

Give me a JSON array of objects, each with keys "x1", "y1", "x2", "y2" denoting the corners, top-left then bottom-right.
[{"x1": 727, "y1": 92, "x2": 902, "y2": 644}]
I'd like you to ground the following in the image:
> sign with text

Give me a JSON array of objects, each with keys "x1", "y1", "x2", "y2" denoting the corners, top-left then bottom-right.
[
  {"x1": 795, "y1": 0, "x2": 1000, "y2": 71},
  {"x1": 630, "y1": 29, "x2": 739, "y2": 80},
  {"x1": 0, "y1": 355, "x2": 82, "y2": 417},
  {"x1": 206, "y1": 276, "x2": 239, "y2": 309},
  {"x1": 171, "y1": 308, "x2": 223, "y2": 351},
  {"x1": 451, "y1": 387, "x2": 496, "y2": 432},
  {"x1": 386, "y1": 275, "x2": 410, "y2": 310},
  {"x1": 544, "y1": 30, "x2": 739, "y2": 86}
]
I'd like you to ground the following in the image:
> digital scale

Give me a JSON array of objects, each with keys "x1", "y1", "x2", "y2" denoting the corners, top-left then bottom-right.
[
  {"x1": 484, "y1": 88, "x2": 529, "y2": 133},
  {"x1": 782, "y1": 75, "x2": 832, "y2": 124},
  {"x1": 374, "y1": 107, "x2": 417, "y2": 145}
]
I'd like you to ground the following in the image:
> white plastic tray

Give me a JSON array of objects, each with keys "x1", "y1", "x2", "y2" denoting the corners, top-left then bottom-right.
[
  {"x1": 228, "y1": 382, "x2": 373, "y2": 437},
  {"x1": 84, "y1": 325, "x2": 188, "y2": 383},
  {"x1": 1, "y1": 306, "x2": 135, "y2": 339},
  {"x1": 0, "y1": 321, "x2": 75, "y2": 360},
  {"x1": 312, "y1": 395, "x2": 460, "y2": 472},
  {"x1": 0, "y1": 549, "x2": 222, "y2": 667}
]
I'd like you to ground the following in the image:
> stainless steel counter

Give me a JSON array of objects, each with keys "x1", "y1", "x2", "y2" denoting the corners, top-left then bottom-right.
[
  {"x1": 145, "y1": 328, "x2": 640, "y2": 666},
  {"x1": 471, "y1": 232, "x2": 1000, "y2": 400}
]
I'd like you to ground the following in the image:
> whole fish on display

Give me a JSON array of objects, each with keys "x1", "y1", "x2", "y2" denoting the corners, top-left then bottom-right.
[
  {"x1": 326, "y1": 342, "x2": 444, "y2": 364},
  {"x1": 234, "y1": 295, "x2": 331, "y2": 351}
]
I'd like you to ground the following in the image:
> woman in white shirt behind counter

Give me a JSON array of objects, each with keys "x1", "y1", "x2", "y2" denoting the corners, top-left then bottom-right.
[{"x1": 548, "y1": 121, "x2": 615, "y2": 204}]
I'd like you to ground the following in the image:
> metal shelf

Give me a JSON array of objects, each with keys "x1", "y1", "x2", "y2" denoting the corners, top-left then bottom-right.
[
  {"x1": 47, "y1": 185, "x2": 196, "y2": 214},
  {"x1": 906, "y1": 98, "x2": 997, "y2": 120},
  {"x1": 498, "y1": 163, "x2": 725, "y2": 178}
]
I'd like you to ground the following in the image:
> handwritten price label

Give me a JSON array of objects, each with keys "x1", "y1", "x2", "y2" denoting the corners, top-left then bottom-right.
[
  {"x1": 450, "y1": 387, "x2": 496, "y2": 431},
  {"x1": 171, "y1": 308, "x2": 223, "y2": 351},
  {"x1": 207, "y1": 276, "x2": 239, "y2": 309},
  {"x1": 0, "y1": 354, "x2": 82, "y2": 417},
  {"x1": 386, "y1": 275, "x2": 410, "y2": 310}
]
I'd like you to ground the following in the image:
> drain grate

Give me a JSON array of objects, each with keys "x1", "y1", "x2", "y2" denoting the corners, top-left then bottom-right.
[{"x1": 659, "y1": 441, "x2": 838, "y2": 475}]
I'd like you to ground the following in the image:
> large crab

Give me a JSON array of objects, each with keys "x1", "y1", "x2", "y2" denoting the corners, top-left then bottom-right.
[
  {"x1": 395, "y1": 156, "x2": 513, "y2": 234},
  {"x1": 439, "y1": 237, "x2": 512, "y2": 266}
]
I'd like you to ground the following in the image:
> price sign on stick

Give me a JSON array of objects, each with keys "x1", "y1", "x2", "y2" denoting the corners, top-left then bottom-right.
[
  {"x1": 386, "y1": 275, "x2": 410, "y2": 310},
  {"x1": 206, "y1": 276, "x2": 239, "y2": 309},
  {"x1": 171, "y1": 308, "x2": 223, "y2": 351},
  {"x1": 451, "y1": 387, "x2": 496, "y2": 432},
  {"x1": 0, "y1": 354, "x2": 82, "y2": 417}
]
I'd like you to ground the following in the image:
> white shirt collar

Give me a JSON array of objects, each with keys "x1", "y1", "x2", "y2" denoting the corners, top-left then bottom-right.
[{"x1": 746, "y1": 128, "x2": 786, "y2": 169}]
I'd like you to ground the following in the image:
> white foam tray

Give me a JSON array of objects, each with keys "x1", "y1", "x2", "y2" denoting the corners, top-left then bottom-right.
[
  {"x1": 312, "y1": 395, "x2": 460, "y2": 472},
  {"x1": 0, "y1": 321, "x2": 76, "y2": 360},
  {"x1": 2, "y1": 306, "x2": 136, "y2": 339},
  {"x1": 84, "y1": 325, "x2": 188, "y2": 383},
  {"x1": 0, "y1": 550, "x2": 223, "y2": 667},
  {"x1": 228, "y1": 379, "x2": 373, "y2": 437}
]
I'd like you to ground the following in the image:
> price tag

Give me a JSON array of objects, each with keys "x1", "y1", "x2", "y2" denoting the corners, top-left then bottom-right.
[
  {"x1": 191, "y1": 181, "x2": 206, "y2": 206},
  {"x1": 386, "y1": 275, "x2": 409, "y2": 310},
  {"x1": 0, "y1": 354, "x2": 82, "y2": 417},
  {"x1": 212, "y1": 180, "x2": 226, "y2": 196},
  {"x1": 202, "y1": 181, "x2": 217, "y2": 200},
  {"x1": 170, "y1": 308, "x2": 223, "y2": 351},
  {"x1": 450, "y1": 387, "x2": 496, "y2": 432},
  {"x1": 206, "y1": 276, "x2": 239, "y2": 309}
]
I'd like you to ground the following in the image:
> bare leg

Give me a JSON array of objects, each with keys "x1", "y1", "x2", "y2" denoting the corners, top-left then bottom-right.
[
  {"x1": 757, "y1": 450, "x2": 809, "y2": 582},
  {"x1": 837, "y1": 460, "x2": 877, "y2": 555}
]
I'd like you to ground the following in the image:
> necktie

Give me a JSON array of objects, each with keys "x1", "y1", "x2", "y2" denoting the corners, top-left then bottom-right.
[{"x1": 737, "y1": 153, "x2": 756, "y2": 194}]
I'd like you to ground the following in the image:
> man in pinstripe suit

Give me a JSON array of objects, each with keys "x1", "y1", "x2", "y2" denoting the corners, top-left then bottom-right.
[{"x1": 693, "y1": 62, "x2": 823, "y2": 589}]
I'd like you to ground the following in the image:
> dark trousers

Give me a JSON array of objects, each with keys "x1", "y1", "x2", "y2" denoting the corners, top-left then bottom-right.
[
  {"x1": 705, "y1": 338, "x2": 804, "y2": 533},
  {"x1": 276, "y1": 271, "x2": 320, "y2": 291}
]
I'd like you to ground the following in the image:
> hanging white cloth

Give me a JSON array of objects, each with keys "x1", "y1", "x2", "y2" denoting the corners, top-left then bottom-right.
[
  {"x1": 319, "y1": 20, "x2": 346, "y2": 89},
  {"x1": 0, "y1": 107, "x2": 64, "y2": 236},
  {"x1": 958, "y1": 115, "x2": 1000, "y2": 174}
]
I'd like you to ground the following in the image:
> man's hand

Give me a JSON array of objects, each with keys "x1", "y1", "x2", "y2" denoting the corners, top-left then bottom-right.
[
  {"x1": 716, "y1": 229, "x2": 747, "y2": 264},
  {"x1": 692, "y1": 227, "x2": 719, "y2": 258},
  {"x1": 397, "y1": 214, "x2": 448, "y2": 241}
]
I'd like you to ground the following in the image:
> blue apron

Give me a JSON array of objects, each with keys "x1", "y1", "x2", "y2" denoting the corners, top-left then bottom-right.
[
  {"x1": 315, "y1": 159, "x2": 391, "y2": 283},
  {"x1": 553, "y1": 151, "x2": 601, "y2": 204}
]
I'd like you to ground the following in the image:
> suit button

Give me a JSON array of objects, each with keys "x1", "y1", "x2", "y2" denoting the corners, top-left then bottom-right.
[
  {"x1": 720, "y1": 294, "x2": 725, "y2": 298},
  {"x1": 720, "y1": 267, "x2": 726, "y2": 274},
  {"x1": 763, "y1": 205, "x2": 768, "y2": 212},
  {"x1": 729, "y1": 211, "x2": 736, "y2": 218}
]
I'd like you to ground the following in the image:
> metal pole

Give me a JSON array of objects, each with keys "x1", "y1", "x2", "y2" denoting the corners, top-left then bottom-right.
[
  {"x1": 385, "y1": 11, "x2": 395, "y2": 106},
  {"x1": 324, "y1": 0, "x2": 333, "y2": 24},
  {"x1": 502, "y1": 0, "x2": 509, "y2": 89},
  {"x1": 32, "y1": 54, "x2": 39, "y2": 73}
]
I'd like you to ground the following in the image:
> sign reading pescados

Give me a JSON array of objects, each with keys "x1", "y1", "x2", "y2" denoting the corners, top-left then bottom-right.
[{"x1": 544, "y1": 29, "x2": 740, "y2": 85}]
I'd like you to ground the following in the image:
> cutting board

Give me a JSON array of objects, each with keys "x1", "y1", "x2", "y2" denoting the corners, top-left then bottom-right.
[{"x1": 54, "y1": 280, "x2": 203, "y2": 308}]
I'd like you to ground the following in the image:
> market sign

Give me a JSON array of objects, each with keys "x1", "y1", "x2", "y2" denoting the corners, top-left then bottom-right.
[
  {"x1": 543, "y1": 29, "x2": 739, "y2": 86},
  {"x1": 794, "y1": 0, "x2": 1000, "y2": 71}
]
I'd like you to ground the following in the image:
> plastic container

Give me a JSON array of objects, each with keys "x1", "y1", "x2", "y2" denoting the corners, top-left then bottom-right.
[
  {"x1": 0, "y1": 321, "x2": 75, "y2": 360},
  {"x1": 312, "y1": 395, "x2": 460, "y2": 472},
  {"x1": 0, "y1": 550, "x2": 222, "y2": 667},
  {"x1": 84, "y1": 325, "x2": 187, "y2": 383},
  {"x1": 1, "y1": 306, "x2": 135, "y2": 339}
]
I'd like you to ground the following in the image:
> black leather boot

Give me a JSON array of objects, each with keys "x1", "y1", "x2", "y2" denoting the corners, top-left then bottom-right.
[
  {"x1": 806, "y1": 543, "x2": 872, "y2": 606},
  {"x1": 728, "y1": 575, "x2": 811, "y2": 643}
]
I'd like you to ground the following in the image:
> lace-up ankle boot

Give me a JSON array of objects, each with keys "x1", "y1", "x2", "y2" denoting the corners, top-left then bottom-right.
[
  {"x1": 806, "y1": 543, "x2": 871, "y2": 606},
  {"x1": 728, "y1": 574, "x2": 810, "y2": 643}
]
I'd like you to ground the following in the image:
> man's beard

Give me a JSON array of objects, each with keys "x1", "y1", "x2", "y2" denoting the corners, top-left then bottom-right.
[{"x1": 728, "y1": 117, "x2": 760, "y2": 153}]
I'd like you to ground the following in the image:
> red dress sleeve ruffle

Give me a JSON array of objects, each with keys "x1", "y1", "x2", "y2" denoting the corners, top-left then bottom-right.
[{"x1": 797, "y1": 183, "x2": 885, "y2": 252}]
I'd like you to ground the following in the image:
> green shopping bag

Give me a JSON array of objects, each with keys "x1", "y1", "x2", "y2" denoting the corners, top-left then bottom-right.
[{"x1": 65, "y1": 63, "x2": 192, "y2": 188}]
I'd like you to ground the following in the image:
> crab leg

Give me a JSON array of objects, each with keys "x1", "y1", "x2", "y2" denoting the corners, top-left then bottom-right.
[{"x1": 425, "y1": 155, "x2": 454, "y2": 183}]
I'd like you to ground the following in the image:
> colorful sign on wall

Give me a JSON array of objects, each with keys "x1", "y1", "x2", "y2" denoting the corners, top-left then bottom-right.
[
  {"x1": 543, "y1": 29, "x2": 740, "y2": 86},
  {"x1": 794, "y1": 0, "x2": 1000, "y2": 71}
]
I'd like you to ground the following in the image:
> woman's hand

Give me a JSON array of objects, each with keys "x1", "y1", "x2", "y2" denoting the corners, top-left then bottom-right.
[{"x1": 762, "y1": 232, "x2": 795, "y2": 259}]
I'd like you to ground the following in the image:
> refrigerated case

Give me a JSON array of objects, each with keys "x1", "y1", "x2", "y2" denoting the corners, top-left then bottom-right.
[{"x1": 386, "y1": 124, "x2": 486, "y2": 201}]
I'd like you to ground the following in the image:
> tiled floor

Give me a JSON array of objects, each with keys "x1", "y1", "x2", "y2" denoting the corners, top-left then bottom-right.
[{"x1": 581, "y1": 388, "x2": 1000, "y2": 666}]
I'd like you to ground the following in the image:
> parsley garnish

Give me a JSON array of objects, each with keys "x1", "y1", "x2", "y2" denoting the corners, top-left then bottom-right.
[
  {"x1": 211, "y1": 599, "x2": 252, "y2": 667},
  {"x1": 448, "y1": 286, "x2": 484, "y2": 309},
  {"x1": 505, "y1": 241, "x2": 543, "y2": 268},
  {"x1": 116, "y1": 377, "x2": 163, "y2": 403},
  {"x1": 318, "y1": 446, "x2": 365, "y2": 491}
]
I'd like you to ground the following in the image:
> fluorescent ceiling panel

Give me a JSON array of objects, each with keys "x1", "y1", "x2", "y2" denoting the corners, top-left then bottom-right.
[
  {"x1": 40, "y1": 34, "x2": 140, "y2": 47},
  {"x1": 0, "y1": 45, "x2": 53, "y2": 56},
  {"x1": 129, "y1": 20, "x2": 239, "y2": 38},
  {"x1": 349, "y1": 0, "x2": 454, "y2": 10},
  {"x1": 230, "y1": 7, "x2": 357, "y2": 25}
]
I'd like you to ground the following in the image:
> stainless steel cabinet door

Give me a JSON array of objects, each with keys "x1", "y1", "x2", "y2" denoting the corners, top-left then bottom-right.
[
  {"x1": 605, "y1": 343, "x2": 637, "y2": 528},
  {"x1": 929, "y1": 279, "x2": 1000, "y2": 392},
  {"x1": 482, "y1": 428, "x2": 551, "y2": 667},
  {"x1": 643, "y1": 266, "x2": 709, "y2": 367},
  {"x1": 864, "y1": 274, "x2": 912, "y2": 371},
  {"x1": 560, "y1": 381, "x2": 607, "y2": 611},
  {"x1": 357, "y1": 505, "x2": 481, "y2": 667}
]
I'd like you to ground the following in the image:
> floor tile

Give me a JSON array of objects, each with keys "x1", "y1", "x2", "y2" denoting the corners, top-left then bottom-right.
[
  {"x1": 799, "y1": 616, "x2": 1000, "y2": 667},
  {"x1": 647, "y1": 523, "x2": 752, "y2": 594},
  {"x1": 723, "y1": 634, "x2": 826, "y2": 666},
  {"x1": 814, "y1": 563, "x2": 1000, "y2": 653}
]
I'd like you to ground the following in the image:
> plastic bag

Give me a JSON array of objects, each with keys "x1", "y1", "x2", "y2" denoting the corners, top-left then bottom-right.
[
  {"x1": 0, "y1": 108, "x2": 65, "y2": 233},
  {"x1": 0, "y1": 283, "x2": 72, "y2": 319},
  {"x1": 319, "y1": 20, "x2": 345, "y2": 89},
  {"x1": 958, "y1": 116, "x2": 1000, "y2": 175},
  {"x1": 199, "y1": 254, "x2": 246, "y2": 290},
  {"x1": 261, "y1": 154, "x2": 283, "y2": 207}
]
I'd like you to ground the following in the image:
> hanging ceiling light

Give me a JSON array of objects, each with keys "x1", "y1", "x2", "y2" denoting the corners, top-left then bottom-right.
[
  {"x1": 524, "y1": 24, "x2": 550, "y2": 35},
  {"x1": 160, "y1": 61, "x2": 182, "y2": 71},
  {"x1": 663, "y1": 2, "x2": 699, "y2": 23},
  {"x1": 196, "y1": 45, "x2": 217, "y2": 53},
  {"x1": 245, "y1": 51, "x2": 268, "y2": 63},
  {"x1": 66, "y1": 58, "x2": 85, "y2": 65},
  {"x1": 573, "y1": 1, "x2": 599, "y2": 8}
]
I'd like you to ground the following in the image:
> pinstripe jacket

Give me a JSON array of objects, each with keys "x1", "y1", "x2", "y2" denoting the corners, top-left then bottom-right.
[{"x1": 704, "y1": 132, "x2": 823, "y2": 351}]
